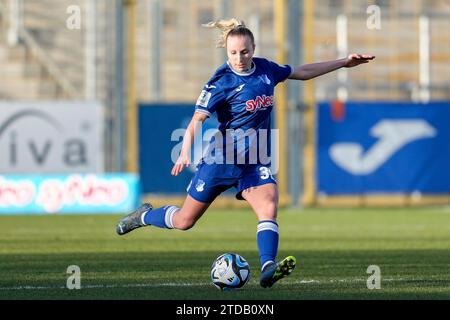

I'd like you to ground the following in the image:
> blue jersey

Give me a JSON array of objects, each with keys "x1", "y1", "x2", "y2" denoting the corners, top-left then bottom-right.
[{"x1": 195, "y1": 57, "x2": 293, "y2": 165}]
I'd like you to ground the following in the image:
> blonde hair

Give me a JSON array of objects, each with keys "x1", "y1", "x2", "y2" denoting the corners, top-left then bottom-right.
[{"x1": 202, "y1": 18, "x2": 254, "y2": 48}]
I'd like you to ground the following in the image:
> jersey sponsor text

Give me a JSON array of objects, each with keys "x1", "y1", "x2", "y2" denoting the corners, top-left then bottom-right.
[{"x1": 245, "y1": 95, "x2": 274, "y2": 112}]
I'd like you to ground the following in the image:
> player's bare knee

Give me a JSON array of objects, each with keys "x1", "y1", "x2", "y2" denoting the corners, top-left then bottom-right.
[
  {"x1": 255, "y1": 201, "x2": 277, "y2": 220},
  {"x1": 175, "y1": 216, "x2": 197, "y2": 230}
]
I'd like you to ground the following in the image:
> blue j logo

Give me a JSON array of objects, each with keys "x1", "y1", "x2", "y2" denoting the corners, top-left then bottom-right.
[{"x1": 329, "y1": 120, "x2": 436, "y2": 175}]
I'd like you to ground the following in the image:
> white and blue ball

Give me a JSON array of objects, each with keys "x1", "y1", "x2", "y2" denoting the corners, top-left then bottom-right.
[{"x1": 210, "y1": 253, "x2": 250, "y2": 291}]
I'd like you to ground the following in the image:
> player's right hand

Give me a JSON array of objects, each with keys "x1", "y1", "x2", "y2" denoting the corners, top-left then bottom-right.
[{"x1": 171, "y1": 154, "x2": 191, "y2": 176}]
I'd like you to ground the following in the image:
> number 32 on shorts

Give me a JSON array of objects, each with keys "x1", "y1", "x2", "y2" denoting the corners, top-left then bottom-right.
[{"x1": 259, "y1": 166, "x2": 273, "y2": 180}]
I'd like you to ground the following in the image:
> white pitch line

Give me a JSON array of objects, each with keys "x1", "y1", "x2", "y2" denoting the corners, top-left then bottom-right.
[
  {"x1": 0, "y1": 282, "x2": 209, "y2": 291},
  {"x1": 0, "y1": 278, "x2": 406, "y2": 291}
]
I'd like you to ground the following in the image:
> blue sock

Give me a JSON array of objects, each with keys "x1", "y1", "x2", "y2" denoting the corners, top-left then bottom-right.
[
  {"x1": 257, "y1": 220, "x2": 279, "y2": 271},
  {"x1": 142, "y1": 205, "x2": 179, "y2": 229}
]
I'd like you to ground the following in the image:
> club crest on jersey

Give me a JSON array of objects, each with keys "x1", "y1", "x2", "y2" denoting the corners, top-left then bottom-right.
[
  {"x1": 259, "y1": 74, "x2": 271, "y2": 85},
  {"x1": 245, "y1": 95, "x2": 274, "y2": 112}
]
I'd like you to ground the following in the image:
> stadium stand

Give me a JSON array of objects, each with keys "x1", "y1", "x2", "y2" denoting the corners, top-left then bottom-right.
[{"x1": 0, "y1": 0, "x2": 449, "y2": 103}]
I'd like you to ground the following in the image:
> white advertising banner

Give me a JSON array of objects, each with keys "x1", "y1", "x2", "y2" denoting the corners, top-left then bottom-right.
[
  {"x1": 0, "y1": 174, "x2": 140, "y2": 214},
  {"x1": 0, "y1": 101, "x2": 104, "y2": 173}
]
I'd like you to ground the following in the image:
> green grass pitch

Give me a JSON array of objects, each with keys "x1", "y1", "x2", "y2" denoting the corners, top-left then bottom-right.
[{"x1": 0, "y1": 207, "x2": 449, "y2": 300}]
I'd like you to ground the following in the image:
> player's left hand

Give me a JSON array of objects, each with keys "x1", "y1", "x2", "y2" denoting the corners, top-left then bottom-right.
[{"x1": 344, "y1": 53, "x2": 375, "y2": 68}]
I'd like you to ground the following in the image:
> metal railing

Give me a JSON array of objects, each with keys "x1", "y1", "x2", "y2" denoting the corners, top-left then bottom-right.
[
  {"x1": 19, "y1": 27, "x2": 81, "y2": 97},
  {"x1": 0, "y1": 0, "x2": 81, "y2": 98}
]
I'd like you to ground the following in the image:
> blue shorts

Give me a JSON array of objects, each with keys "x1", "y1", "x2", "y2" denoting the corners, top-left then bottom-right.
[{"x1": 187, "y1": 162, "x2": 277, "y2": 203}]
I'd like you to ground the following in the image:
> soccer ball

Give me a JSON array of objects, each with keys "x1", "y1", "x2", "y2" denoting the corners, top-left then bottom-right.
[{"x1": 210, "y1": 253, "x2": 250, "y2": 291}]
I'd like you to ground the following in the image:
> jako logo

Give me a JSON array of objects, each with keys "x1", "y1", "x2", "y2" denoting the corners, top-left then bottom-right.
[{"x1": 245, "y1": 95, "x2": 274, "y2": 112}]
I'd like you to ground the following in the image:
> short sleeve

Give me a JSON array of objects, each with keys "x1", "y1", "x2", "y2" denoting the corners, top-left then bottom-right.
[
  {"x1": 194, "y1": 84, "x2": 226, "y2": 117},
  {"x1": 268, "y1": 60, "x2": 293, "y2": 85}
]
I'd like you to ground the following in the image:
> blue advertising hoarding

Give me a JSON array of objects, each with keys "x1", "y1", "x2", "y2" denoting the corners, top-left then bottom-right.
[
  {"x1": 317, "y1": 101, "x2": 450, "y2": 195},
  {"x1": 139, "y1": 104, "x2": 220, "y2": 194}
]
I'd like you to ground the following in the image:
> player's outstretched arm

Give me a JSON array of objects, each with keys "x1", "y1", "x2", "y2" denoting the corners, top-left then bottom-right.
[
  {"x1": 171, "y1": 111, "x2": 208, "y2": 176},
  {"x1": 288, "y1": 53, "x2": 375, "y2": 81}
]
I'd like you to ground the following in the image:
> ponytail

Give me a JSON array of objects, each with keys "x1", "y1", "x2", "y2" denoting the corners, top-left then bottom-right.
[{"x1": 202, "y1": 18, "x2": 254, "y2": 48}]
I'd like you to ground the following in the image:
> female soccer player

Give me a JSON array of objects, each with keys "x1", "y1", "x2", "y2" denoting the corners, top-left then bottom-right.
[{"x1": 116, "y1": 18, "x2": 375, "y2": 288}]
